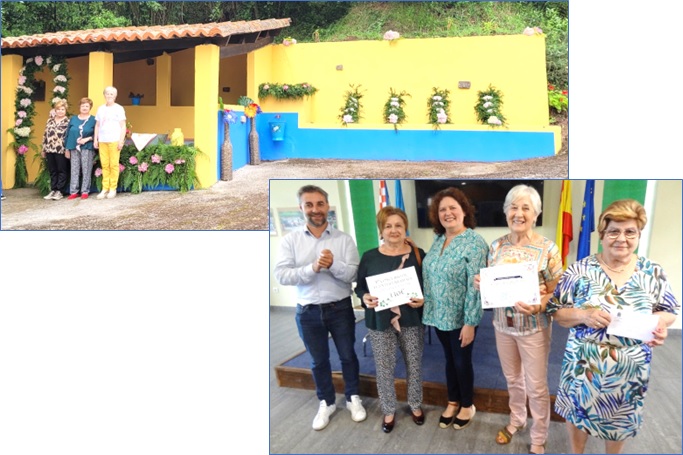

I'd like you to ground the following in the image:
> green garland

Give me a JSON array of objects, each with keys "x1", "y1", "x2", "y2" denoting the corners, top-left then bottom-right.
[
  {"x1": 7, "y1": 55, "x2": 70, "y2": 188},
  {"x1": 258, "y1": 82, "x2": 318, "y2": 101},
  {"x1": 383, "y1": 88, "x2": 410, "y2": 132},
  {"x1": 474, "y1": 84, "x2": 507, "y2": 128},
  {"x1": 427, "y1": 87, "x2": 451, "y2": 130},
  {"x1": 338, "y1": 84, "x2": 365, "y2": 126}
]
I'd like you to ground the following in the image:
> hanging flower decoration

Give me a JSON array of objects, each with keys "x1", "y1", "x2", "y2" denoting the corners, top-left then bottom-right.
[
  {"x1": 522, "y1": 26, "x2": 544, "y2": 36},
  {"x1": 427, "y1": 87, "x2": 451, "y2": 129},
  {"x1": 338, "y1": 84, "x2": 365, "y2": 126},
  {"x1": 383, "y1": 88, "x2": 410, "y2": 132},
  {"x1": 383, "y1": 30, "x2": 400, "y2": 41},
  {"x1": 474, "y1": 84, "x2": 507, "y2": 128},
  {"x1": 258, "y1": 82, "x2": 317, "y2": 101},
  {"x1": 282, "y1": 36, "x2": 297, "y2": 46},
  {"x1": 244, "y1": 103, "x2": 262, "y2": 118},
  {"x1": 7, "y1": 55, "x2": 69, "y2": 188}
]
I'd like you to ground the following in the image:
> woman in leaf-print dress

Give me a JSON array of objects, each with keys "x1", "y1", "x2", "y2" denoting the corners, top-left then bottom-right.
[{"x1": 548, "y1": 199, "x2": 679, "y2": 454}]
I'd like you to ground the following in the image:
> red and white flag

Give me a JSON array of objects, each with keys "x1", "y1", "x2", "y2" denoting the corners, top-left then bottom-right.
[{"x1": 379, "y1": 180, "x2": 390, "y2": 208}]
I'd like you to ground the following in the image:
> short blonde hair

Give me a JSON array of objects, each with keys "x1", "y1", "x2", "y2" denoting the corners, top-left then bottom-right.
[
  {"x1": 376, "y1": 206, "x2": 409, "y2": 239},
  {"x1": 598, "y1": 199, "x2": 647, "y2": 239},
  {"x1": 53, "y1": 100, "x2": 68, "y2": 110},
  {"x1": 80, "y1": 97, "x2": 94, "y2": 109}
]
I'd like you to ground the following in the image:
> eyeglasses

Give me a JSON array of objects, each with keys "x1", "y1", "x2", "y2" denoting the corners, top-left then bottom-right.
[{"x1": 604, "y1": 229, "x2": 639, "y2": 240}]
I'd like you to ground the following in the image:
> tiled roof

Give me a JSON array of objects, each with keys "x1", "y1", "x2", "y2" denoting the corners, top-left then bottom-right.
[{"x1": 2, "y1": 18, "x2": 291, "y2": 49}]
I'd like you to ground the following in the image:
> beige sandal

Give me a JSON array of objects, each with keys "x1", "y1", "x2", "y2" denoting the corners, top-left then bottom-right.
[
  {"x1": 529, "y1": 443, "x2": 546, "y2": 454},
  {"x1": 495, "y1": 423, "x2": 527, "y2": 444}
]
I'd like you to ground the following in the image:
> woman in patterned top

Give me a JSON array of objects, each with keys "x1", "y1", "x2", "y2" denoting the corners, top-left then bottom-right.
[
  {"x1": 547, "y1": 199, "x2": 679, "y2": 454},
  {"x1": 41, "y1": 100, "x2": 70, "y2": 200},
  {"x1": 477, "y1": 184, "x2": 562, "y2": 455},
  {"x1": 355, "y1": 206, "x2": 426, "y2": 433},
  {"x1": 422, "y1": 187, "x2": 488, "y2": 432}
]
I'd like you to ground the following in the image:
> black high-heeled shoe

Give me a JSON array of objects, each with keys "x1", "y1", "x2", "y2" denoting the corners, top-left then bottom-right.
[
  {"x1": 382, "y1": 415, "x2": 395, "y2": 433},
  {"x1": 411, "y1": 408, "x2": 425, "y2": 425}
]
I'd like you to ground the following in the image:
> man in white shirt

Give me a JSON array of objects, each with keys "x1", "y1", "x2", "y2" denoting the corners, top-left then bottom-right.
[{"x1": 274, "y1": 185, "x2": 366, "y2": 430}]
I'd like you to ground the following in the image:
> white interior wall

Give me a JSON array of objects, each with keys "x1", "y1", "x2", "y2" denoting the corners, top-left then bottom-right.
[{"x1": 269, "y1": 179, "x2": 682, "y2": 329}]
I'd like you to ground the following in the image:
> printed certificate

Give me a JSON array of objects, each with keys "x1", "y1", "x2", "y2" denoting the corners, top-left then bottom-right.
[
  {"x1": 607, "y1": 308, "x2": 658, "y2": 342},
  {"x1": 480, "y1": 261, "x2": 540, "y2": 309},
  {"x1": 366, "y1": 266, "x2": 423, "y2": 312}
]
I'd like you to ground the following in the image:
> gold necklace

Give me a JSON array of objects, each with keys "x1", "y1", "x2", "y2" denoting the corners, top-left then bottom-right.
[{"x1": 599, "y1": 254, "x2": 632, "y2": 273}]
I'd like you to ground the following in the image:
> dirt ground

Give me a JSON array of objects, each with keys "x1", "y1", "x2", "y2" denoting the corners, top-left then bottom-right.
[{"x1": 0, "y1": 152, "x2": 567, "y2": 231}]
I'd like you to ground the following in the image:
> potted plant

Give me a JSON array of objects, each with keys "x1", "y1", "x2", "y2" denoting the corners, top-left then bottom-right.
[{"x1": 129, "y1": 92, "x2": 144, "y2": 105}]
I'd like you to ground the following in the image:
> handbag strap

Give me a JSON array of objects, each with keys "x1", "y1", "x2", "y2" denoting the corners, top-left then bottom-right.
[{"x1": 412, "y1": 244, "x2": 422, "y2": 267}]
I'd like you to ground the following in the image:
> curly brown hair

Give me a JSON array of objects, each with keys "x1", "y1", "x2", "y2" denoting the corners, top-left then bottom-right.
[{"x1": 428, "y1": 187, "x2": 476, "y2": 235}]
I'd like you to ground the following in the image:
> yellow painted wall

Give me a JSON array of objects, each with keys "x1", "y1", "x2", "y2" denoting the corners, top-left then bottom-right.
[
  {"x1": 219, "y1": 54, "x2": 247, "y2": 104},
  {"x1": 171, "y1": 48, "x2": 195, "y2": 106},
  {"x1": 113, "y1": 59, "x2": 157, "y2": 106},
  {"x1": 254, "y1": 35, "x2": 549, "y2": 127}
]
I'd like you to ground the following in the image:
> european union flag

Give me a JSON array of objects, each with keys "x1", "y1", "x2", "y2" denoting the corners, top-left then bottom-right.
[{"x1": 577, "y1": 180, "x2": 595, "y2": 261}]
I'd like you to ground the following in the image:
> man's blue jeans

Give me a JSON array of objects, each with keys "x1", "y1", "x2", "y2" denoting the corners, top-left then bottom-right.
[{"x1": 295, "y1": 297, "x2": 360, "y2": 406}]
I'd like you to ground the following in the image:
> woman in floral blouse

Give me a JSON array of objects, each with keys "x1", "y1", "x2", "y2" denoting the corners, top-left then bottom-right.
[
  {"x1": 477, "y1": 184, "x2": 563, "y2": 455},
  {"x1": 41, "y1": 100, "x2": 70, "y2": 200}
]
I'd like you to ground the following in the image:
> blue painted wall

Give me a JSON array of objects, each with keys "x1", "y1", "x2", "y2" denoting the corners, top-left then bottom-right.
[
  {"x1": 217, "y1": 111, "x2": 250, "y2": 175},
  {"x1": 255, "y1": 112, "x2": 555, "y2": 162}
]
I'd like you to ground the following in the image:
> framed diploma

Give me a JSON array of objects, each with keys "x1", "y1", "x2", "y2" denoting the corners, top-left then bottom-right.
[
  {"x1": 480, "y1": 261, "x2": 540, "y2": 309},
  {"x1": 366, "y1": 266, "x2": 423, "y2": 312}
]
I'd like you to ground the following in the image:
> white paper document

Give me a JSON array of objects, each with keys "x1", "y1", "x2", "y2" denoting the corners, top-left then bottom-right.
[
  {"x1": 480, "y1": 261, "x2": 540, "y2": 309},
  {"x1": 366, "y1": 266, "x2": 424, "y2": 312},
  {"x1": 606, "y1": 308, "x2": 658, "y2": 342}
]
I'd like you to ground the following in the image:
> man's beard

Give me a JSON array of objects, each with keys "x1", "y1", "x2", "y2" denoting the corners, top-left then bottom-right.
[{"x1": 306, "y1": 212, "x2": 327, "y2": 227}]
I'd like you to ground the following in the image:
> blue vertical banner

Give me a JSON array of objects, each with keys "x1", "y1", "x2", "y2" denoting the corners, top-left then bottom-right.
[
  {"x1": 577, "y1": 180, "x2": 595, "y2": 261},
  {"x1": 395, "y1": 180, "x2": 407, "y2": 234},
  {"x1": 395, "y1": 180, "x2": 405, "y2": 211}
]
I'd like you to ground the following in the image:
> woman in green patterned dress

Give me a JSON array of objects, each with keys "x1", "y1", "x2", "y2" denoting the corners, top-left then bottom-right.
[{"x1": 548, "y1": 199, "x2": 679, "y2": 453}]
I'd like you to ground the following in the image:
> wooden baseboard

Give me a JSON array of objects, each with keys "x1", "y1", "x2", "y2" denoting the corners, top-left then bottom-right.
[{"x1": 275, "y1": 365, "x2": 564, "y2": 422}]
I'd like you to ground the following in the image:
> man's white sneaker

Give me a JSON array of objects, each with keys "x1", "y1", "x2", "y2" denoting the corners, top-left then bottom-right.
[
  {"x1": 346, "y1": 395, "x2": 367, "y2": 422},
  {"x1": 106, "y1": 189, "x2": 117, "y2": 199},
  {"x1": 312, "y1": 400, "x2": 336, "y2": 430},
  {"x1": 96, "y1": 190, "x2": 108, "y2": 200},
  {"x1": 44, "y1": 191, "x2": 55, "y2": 200}
]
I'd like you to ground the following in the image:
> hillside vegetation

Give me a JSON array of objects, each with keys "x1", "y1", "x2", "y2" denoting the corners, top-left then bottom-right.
[
  {"x1": 2, "y1": 1, "x2": 567, "y2": 89},
  {"x1": 286, "y1": 2, "x2": 568, "y2": 89}
]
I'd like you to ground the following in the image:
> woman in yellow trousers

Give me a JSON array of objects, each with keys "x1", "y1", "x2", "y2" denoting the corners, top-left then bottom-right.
[{"x1": 93, "y1": 86, "x2": 126, "y2": 199}]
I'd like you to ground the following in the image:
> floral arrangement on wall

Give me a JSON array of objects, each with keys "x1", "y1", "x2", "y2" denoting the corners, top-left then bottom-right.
[
  {"x1": 338, "y1": 84, "x2": 365, "y2": 126},
  {"x1": 258, "y1": 82, "x2": 318, "y2": 101},
  {"x1": 384, "y1": 88, "x2": 410, "y2": 131},
  {"x1": 7, "y1": 55, "x2": 69, "y2": 188},
  {"x1": 474, "y1": 84, "x2": 506, "y2": 128},
  {"x1": 282, "y1": 36, "x2": 297, "y2": 46},
  {"x1": 427, "y1": 87, "x2": 451, "y2": 129},
  {"x1": 522, "y1": 26, "x2": 543, "y2": 36},
  {"x1": 383, "y1": 30, "x2": 400, "y2": 41}
]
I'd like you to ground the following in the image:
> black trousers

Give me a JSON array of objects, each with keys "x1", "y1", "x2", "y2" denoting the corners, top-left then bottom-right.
[{"x1": 46, "y1": 153, "x2": 69, "y2": 193}]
